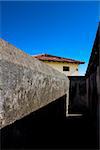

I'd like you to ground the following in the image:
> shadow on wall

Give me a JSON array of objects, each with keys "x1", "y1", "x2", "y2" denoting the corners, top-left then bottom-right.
[
  {"x1": 0, "y1": 94, "x2": 98, "y2": 149},
  {"x1": 1, "y1": 95, "x2": 66, "y2": 149},
  {"x1": 68, "y1": 76, "x2": 88, "y2": 114}
]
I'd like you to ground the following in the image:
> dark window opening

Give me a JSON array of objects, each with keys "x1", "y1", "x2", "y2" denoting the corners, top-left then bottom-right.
[{"x1": 63, "y1": 66, "x2": 70, "y2": 71}]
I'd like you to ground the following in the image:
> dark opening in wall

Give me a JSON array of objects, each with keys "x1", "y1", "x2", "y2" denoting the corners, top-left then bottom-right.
[{"x1": 63, "y1": 66, "x2": 69, "y2": 71}]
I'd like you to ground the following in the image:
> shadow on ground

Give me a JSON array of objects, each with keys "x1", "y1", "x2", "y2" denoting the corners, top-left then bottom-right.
[{"x1": 0, "y1": 95, "x2": 98, "y2": 149}]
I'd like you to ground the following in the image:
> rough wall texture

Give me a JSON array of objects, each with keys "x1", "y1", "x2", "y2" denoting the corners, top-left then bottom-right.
[
  {"x1": 0, "y1": 39, "x2": 69, "y2": 129},
  {"x1": 85, "y1": 22, "x2": 99, "y2": 117},
  {"x1": 68, "y1": 76, "x2": 88, "y2": 114}
]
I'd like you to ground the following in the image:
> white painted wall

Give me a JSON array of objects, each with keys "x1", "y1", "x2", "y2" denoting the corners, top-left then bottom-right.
[{"x1": 43, "y1": 61, "x2": 79, "y2": 76}]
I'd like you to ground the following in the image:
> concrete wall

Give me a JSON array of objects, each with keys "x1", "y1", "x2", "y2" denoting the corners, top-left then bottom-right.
[
  {"x1": 85, "y1": 22, "x2": 99, "y2": 118},
  {"x1": 68, "y1": 76, "x2": 88, "y2": 114},
  {"x1": 85, "y1": 22, "x2": 99, "y2": 148},
  {"x1": 43, "y1": 61, "x2": 79, "y2": 76},
  {"x1": 86, "y1": 72, "x2": 98, "y2": 116},
  {"x1": 68, "y1": 23, "x2": 99, "y2": 116},
  {"x1": 68, "y1": 70, "x2": 99, "y2": 115},
  {"x1": 0, "y1": 38, "x2": 69, "y2": 129},
  {"x1": 1, "y1": 95, "x2": 67, "y2": 149}
]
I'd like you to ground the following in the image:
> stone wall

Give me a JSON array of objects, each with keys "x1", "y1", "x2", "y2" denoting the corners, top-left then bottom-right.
[{"x1": 0, "y1": 39, "x2": 69, "y2": 129}]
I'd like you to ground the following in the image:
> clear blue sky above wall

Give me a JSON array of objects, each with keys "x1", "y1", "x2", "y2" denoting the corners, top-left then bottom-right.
[{"x1": 1, "y1": 1, "x2": 99, "y2": 75}]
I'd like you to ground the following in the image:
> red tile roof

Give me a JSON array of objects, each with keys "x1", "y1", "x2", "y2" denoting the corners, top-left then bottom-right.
[{"x1": 33, "y1": 54, "x2": 85, "y2": 64}]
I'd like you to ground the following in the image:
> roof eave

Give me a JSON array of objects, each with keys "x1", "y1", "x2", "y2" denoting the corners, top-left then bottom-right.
[{"x1": 39, "y1": 59, "x2": 85, "y2": 64}]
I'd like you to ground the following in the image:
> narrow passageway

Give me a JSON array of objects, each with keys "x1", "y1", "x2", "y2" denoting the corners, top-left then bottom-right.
[
  {"x1": 1, "y1": 95, "x2": 98, "y2": 149},
  {"x1": 63, "y1": 115, "x2": 98, "y2": 149}
]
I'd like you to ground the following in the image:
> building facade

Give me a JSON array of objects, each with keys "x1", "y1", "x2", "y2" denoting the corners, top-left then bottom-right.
[{"x1": 33, "y1": 54, "x2": 85, "y2": 76}]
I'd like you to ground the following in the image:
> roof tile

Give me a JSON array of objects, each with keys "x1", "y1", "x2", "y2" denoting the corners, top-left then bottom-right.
[{"x1": 33, "y1": 54, "x2": 85, "y2": 64}]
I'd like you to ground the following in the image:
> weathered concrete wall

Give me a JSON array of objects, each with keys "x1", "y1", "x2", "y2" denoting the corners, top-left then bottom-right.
[
  {"x1": 68, "y1": 76, "x2": 88, "y2": 114},
  {"x1": 85, "y1": 22, "x2": 99, "y2": 118},
  {"x1": 68, "y1": 23, "x2": 100, "y2": 115},
  {"x1": 1, "y1": 95, "x2": 67, "y2": 149},
  {"x1": 0, "y1": 38, "x2": 69, "y2": 129},
  {"x1": 86, "y1": 72, "x2": 98, "y2": 116}
]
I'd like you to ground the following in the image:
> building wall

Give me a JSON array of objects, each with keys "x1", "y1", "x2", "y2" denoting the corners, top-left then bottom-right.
[
  {"x1": 68, "y1": 23, "x2": 99, "y2": 115},
  {"x1": 86, "y1": 72, "x2": 98, "y2": 116},
  {"x1": 42, "y1": 61, "x2": 79, "y2": 76},
  {"x1": 0, "y1": 38, "x2": 69, "y2": 129},
  {"x1": 68, "y1": 76, "x2": 88, "y2": 114},
  {"x1": 1, "y1": 95, "x2": 67, "y2": 149},
  {"x1": 85, "y1": 22, "x2": 99, "y2": 119}
]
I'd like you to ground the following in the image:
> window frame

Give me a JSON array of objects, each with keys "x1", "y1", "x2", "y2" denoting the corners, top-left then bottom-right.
[{"x1": 63, "y1": 66, "x2": 70, "y2": 71}]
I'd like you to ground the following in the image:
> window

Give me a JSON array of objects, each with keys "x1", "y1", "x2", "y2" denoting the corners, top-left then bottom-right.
[
  {"x1": 76, "y1": 68, "x2": 78, "y2": 71},
  {"x1": 63, "y1": 66, "x2": 70, "y2": 71}
]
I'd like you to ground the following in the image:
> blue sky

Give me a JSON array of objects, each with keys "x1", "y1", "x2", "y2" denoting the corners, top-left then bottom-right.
[{"x1": 1, "y1": 1, "x2": 99, "y2": 75}]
